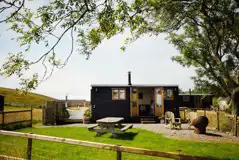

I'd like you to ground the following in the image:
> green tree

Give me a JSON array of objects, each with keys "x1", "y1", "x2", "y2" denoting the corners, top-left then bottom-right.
[{"x1": 0, "y1": 0, "x2": 238, "y2": 95}]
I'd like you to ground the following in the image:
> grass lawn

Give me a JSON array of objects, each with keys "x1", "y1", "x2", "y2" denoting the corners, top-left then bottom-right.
[{"x1": 0, "y1": 127, "x2": 238, "y2": 160}]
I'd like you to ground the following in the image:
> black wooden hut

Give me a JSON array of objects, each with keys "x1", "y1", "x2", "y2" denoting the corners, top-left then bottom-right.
[
  {"x1": 90, "y1": 72, "x2": 180, "y2": 122},
  {"x1": 178, "y1": 94, "x2": 213, "y2": 109}
]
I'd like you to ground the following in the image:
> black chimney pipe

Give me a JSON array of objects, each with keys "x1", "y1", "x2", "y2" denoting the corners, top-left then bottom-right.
[
  {"x1": 128, "y1": 71, "x2": 132, "y2": 85},
  {"x1": 189, "y1": 89, "x2": 191, "y2": 95}
]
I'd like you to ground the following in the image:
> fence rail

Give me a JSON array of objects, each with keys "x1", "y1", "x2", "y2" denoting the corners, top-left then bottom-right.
[
  {"x1": 0, "y1": 155, "x2": 24, "y2": 160},
  {"x1": 0, "y1": 130, "x2": 217, "y2": 160},
  {"x1": 0, "y1": 108, "x2": 32, "y2": 129}
]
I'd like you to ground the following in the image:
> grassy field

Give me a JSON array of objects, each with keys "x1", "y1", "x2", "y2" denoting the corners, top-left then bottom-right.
[
  {"x1": 0, "y1": 87, "x2": 55, "y2": 106},
  {"x1": 0, "y1": 127, "x2": 238, "y2": 160},
  {"x1": 4, "y1": 106, "x2": 31, "y2": 111}
]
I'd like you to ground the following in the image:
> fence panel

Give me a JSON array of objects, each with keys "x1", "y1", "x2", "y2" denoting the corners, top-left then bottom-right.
[
  {"x1": 219, "y1": 111, "x2": 233, "y2": 132},
  {"x1": 32, "y1": 109, "x2": 42, "y2": 122},
  {"x1": 4, "y1": 111, "x2": 31, "y2": 124},
  {"x1": 188, "y1": 111, "x2": 197, "y2": 122},
  {"x1": 0, "y1": 109, "x2": 32, "y2": 129}
]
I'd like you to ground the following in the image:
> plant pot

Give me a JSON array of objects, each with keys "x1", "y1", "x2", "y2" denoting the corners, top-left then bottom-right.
[
  {"x1": 83, "y1": 117, "x2": 91, "y2": 124},
  {"x1": 192, "y1": 116, "x2": 208, "y2": 134}
]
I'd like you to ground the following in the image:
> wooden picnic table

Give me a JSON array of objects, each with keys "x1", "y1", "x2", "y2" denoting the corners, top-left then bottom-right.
[
  {"x1": 97, "y1": 117, "x2": 124, "y2": 127},
  {"x1": 88, "y1": 117, "x2": 133, "y2": 137}
]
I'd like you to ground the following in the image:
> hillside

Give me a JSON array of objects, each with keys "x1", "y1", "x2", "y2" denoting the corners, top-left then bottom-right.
[{"x1": 0, "y1": 87, "x2": 55, "y2": 106}]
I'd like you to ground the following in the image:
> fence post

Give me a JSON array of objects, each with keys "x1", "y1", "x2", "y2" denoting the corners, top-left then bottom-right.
[
  {"x1": 217, "y1": 109, "x2": 219, "y2": 131},
  {"x1": 27, "y1": 133, "x2": 33, "y2": 160},
  {"x1": 184, "y1": 109, "x2": 186, "y2": 122},
  {"x1": 234, "y1": 115, "x2": 238, "y2": 137},
  {"x1": 55, "y1": 102, "x2": 58, "y2": 125},
  {"x1": 116, "y1": 145, "x2": 121, "y2": 160},
  {"x1": 42, "y1": 106, "x2": 45, "y2": 125},
  {"x1": 30, "y1": 105, "x2": 33, "y2": 127},
  {"x1": 2, "y1": 112, "x2": 4, "y2": 129}
]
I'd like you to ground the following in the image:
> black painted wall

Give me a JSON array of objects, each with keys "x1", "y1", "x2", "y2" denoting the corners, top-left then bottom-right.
[
  {"x1": 178, "y1": 95, "x2": 195, "y2": 108},
  {"x1": 91, "y1": 87, "x2": 130, "y2": 121},
  {"x1": 0, "y1": 95, "x2": 4, "y2": 111},
  {"x1": 178, "y1": 95, "x2": 213, "y2": 108}
]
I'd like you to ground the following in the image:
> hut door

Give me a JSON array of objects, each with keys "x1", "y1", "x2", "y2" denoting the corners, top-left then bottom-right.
[
  {"x1": 154, "y1": 88, "x2": 164, "y2": 117},
  {"x1": 130, "y1": 88, "x2": 139, "y2": 116}
]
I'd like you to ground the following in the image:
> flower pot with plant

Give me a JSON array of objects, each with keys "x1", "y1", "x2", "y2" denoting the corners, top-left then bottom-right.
[
  {"x1": 83, "y1": 109, "x2": 91, "y2": 124},
  {"x1": 131, "y1": 101, "x2": 137, "y2": 107}
]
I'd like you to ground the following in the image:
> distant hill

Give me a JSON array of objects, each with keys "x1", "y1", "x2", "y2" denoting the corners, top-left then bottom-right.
[{"x1": 0, "y1": 87, "x2": 55, "y2": 106}]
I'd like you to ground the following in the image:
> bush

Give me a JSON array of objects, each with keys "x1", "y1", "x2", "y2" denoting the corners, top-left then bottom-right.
[
  {"x1": 2, "y1": 122, "x2": 31, "y2": 130},
  {"x1": 83, "y1": 109, "x2": 91, "y2": 118},
  {"x1": 131, "y1": 101, "x2": 137, "y2": 107}
]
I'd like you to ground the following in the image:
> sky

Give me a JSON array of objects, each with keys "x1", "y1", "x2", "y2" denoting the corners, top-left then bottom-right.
[{"x1": 0, "y1": 3, "x2": 196, "y2": 101}]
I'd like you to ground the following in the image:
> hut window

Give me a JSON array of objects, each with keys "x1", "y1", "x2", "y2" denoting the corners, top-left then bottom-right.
[
  {"x1": 119, "y1": 89, "x2": 125, "y2": 99},
  {"x1": 183, "y1": 96, "x2": 190, "y2": 102},
  {"x1": 164, "y1": 89, "x2": 174, "y2": 100},
  {"x1": 112, "y1": 88, "x2": 126, "y2": 100}
]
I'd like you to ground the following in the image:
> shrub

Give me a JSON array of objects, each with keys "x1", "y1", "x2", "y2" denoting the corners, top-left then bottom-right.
[
  {"x1": 131, "y1": 101, "x2": 137, "y2": 107},
  {"x1": 84, "y1": 109, "x2": 91, "y2": 118},
  {"x1": 3, "y1": 122, "x2": 31, "y2": 130}
]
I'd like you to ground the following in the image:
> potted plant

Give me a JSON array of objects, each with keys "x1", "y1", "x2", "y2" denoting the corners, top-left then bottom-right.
[
  {"x1": 83, "y1": 109, "x2": 91, "y2": 124},
  {"x1": 131, "y1": 101, "x2": 137, "y2": 107}
]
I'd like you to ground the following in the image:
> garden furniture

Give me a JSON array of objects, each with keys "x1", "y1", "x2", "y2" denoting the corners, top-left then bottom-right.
[
  {"x1": 88, "y1": 117, "x2": 133, "y2": 137},
  {"x1": 165, "y1": 111, "x2": 181, "y2": 129}
]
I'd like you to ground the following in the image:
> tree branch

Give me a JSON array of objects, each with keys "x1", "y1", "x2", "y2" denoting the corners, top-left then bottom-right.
[
  {"x1": 0, "y1": 0, "x2": 25, "y2": 23},
  {"x1": 31, "y1": 6, "x2": 89, "y2": 65}
]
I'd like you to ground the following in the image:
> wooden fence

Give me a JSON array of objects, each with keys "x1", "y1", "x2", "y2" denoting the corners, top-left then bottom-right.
[
  {"x1": 4, "y1": 102, "x2": 44, "y2": 108},
  {"x1": 0, "y1": 108, "x2": 32, "y2": 129},
  {"x1": 42, "y1": 101, "x2": 69, "y2": 125},
  {"x1": 179, "y1": 108, "x2": 239, "y2": 136},
  {"x1": 0, "y1": 130, "x2": 217, "y2": 160}
]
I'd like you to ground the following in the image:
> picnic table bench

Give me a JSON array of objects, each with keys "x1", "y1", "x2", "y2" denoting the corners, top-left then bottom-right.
[{"x1": 88, "y1": 117, "x2": 133, "y2": 137}]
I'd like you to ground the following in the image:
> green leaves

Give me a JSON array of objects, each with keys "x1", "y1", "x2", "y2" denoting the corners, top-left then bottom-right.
[
  {"x1": 0, "y1": 52, "x2": 29, "y2": 78},
  {"x1": 1, "y1": 0, "x2": 239, "y2": 94},
  {"x1": 19, "y1": 74, "x2": 39, "y2": 93}
]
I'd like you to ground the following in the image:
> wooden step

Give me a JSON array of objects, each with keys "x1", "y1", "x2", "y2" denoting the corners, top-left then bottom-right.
[
  {"x1": 140, "y1": 116, "x2": 156, "y2": 124},
  {"x1": 141, "y1": 117, "x2": 155, "y2": 120},
  {"x1": 141, "y1": 118, "x2": 154, "y2": 121},
  {"x1": 141, "y1": 120, "x2": 156, "y2": 124}
]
